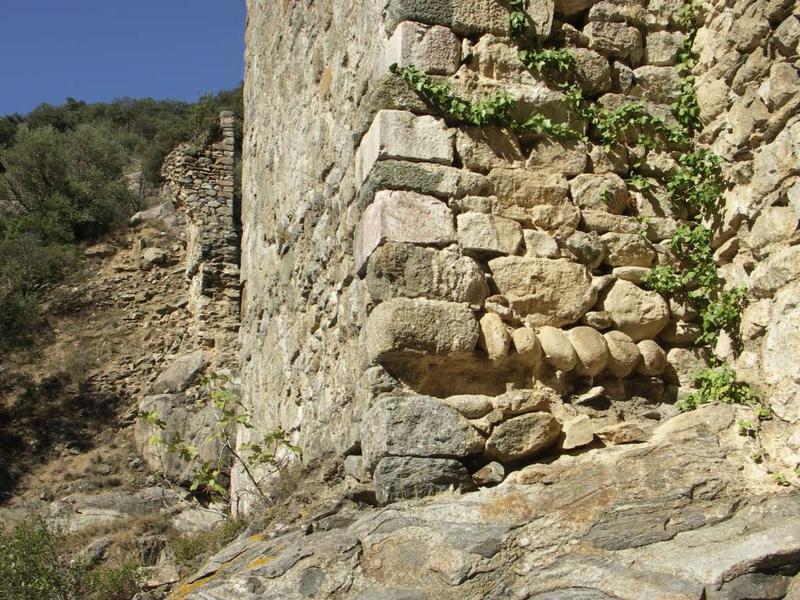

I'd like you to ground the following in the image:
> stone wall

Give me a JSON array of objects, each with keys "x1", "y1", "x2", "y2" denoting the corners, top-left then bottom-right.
[
  {"x1": 161, "y1": 112, "x2": 240, "y2": 366},
  {"x1": 238, "y1": 0, "x2": 800, "y2": 511}
]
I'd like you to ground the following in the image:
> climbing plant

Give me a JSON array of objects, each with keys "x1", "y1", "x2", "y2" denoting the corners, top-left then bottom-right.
[{"x1": 390, "y1": 0, "x2": 754, "y2": 411}]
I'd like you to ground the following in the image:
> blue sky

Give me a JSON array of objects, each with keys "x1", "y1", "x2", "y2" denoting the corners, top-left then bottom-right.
[{"x1": 0, "y1": 0, "x2": 246, "y2": 116}]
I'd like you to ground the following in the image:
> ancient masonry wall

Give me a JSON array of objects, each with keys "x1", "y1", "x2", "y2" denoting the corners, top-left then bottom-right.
[
  {"x1": 237, "y1": 0, "x2": 799, "y2": 510},
  {"x1": 161, "y1": 112, "x2": 240, "y2": 367}
]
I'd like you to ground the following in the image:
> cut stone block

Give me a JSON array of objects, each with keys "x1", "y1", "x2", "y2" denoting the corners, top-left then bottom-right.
[
  {"x1": 384, "y1": 22, "x2": 461, "y2": 75},
  {"x1": 356, "y1": 110, "x2": 454, "y2": 184},
  {"x1": 359, "y1": 160, "x2": 492, "y2": 206},
  {"x1": 355, "y1": 190, "x2": 455, "y2": 274},
  {"x1": 489, "y1": 257, "x2": 596, "y2": 327},
  {"x1": 373, "y1": 457, "x2": 475, "y2": 505},
  {"x1": 457, "y1": 212, "x2": 523, "y2": 255},
  {"x1": 361, "y1": 396, "x2": 485, "y2": 472},
  {"x1": 365, "y1": 298, "x2": 479, "y2": 365},
  {"x1": 385, "y1": 0, "x2": 509, "y2": 35},
  {"x1": 366, "y1": 243, "x2": 489, "y2": 304}
]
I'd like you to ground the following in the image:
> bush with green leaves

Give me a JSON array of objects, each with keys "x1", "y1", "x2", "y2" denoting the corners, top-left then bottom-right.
[
  {"x1": 0, "y1": 517, "x2": 140, "y2": 600},
  {"x1": 140, "y1": 374, "x2": 301, "y2": 502},
  {"x1": 677, "y1": 365, "x2": 757, "y2": 412}
]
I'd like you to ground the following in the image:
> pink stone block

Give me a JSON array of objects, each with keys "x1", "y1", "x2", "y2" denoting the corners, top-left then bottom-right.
[{"x1": 355, "y1": 190, "x2": 455, "y2": 273}]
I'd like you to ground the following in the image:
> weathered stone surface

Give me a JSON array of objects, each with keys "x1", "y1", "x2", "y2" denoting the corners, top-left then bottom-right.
[
  {"x1": 635, "y1": 340, "x2": 667, "y2": 376},
  {"x1": 356, "y1": 110, "x2": 454, "y2": 184},
  {"x1": 604, "y1": 330, "x2": 642, "y2": 378},
  {"x1": 511, "y1": 327, "x2": 543, "y2": 367},
  {"x1": 568, "y1": 326, "x2": 609, "y2": 377},
  {"x1": 748, "y1": 206, "x2": 798, "y2": 251},
  {"x1": 488, "y1": 169, "x2": 569, "y2": 209},
  {"x1": 355, "y1": 190, "x2": 455, "y2": 273},
  {"x1": 539, "y1": 325, "x2": 578, "y2": 371},
  {"x1": 366, "y1": 243, "x2": 489, "y2": 304},
  {"x1": 564, "y1": 231, "x2": 605, "y2": 269},
  {"x1": 361, "y1": 396, "x2": 485, "y2": 472},
  {"x1": 492, "y1": 385, "x2": 559, "y2": 417},
  {"x1": 750, "y1": 245, "x2": 800, "y2": 297},
  {"x1": 570, "y1": 173, "x2": 630, "y2": 214},
  {"x1": 365, "y1": 298, "x2": 479, "y2": 364},
  {"x1": 522, "y1": 229, "x2": 560, "y2": 258},
  {"x1": 601, "y1": 232, "x2": 656, "y2": 267},
  {"x1": 142, "y1": 247, "x2": 168, "y2": 267},
  {"x1": 630, "y1": 66, "x2": 683, "y2": 104},
  {"x1": 665, "y1": 346, "x2": 709, "y2": 387},
  {"x1": 526, "y1": 138, "x2": 588, "y2": 177},
  {"x1": 386, "y1": 0, "x2": 510, "y2": 35},
  {"x1": 373, "y1": 457, "x2": 475, "y2": 505},
  {"x1": 561, "y1": 414, "x2": 595, "y2": 450},
  {"x1": 597, "y1": 422, "x2": 648, "y2": 445},
  {"x1": 585, "y1": 22, "x2": 643, "y2": 65},
  {"x1": 644, "y1": 31, "x2": 684, "y2": 66},
  {"x1": 762, "y1": 285, "x2": 800, "y2": 422},
  {"x1": 489, "y1": 257, "x2": 596, "y2": 326},
  {"x1": 440, "y1": 394, "x2": 493, "y2": 419},
  {"x1": 150, "y1": 352, "x2": 206, "y2": 394},
  {"x1": 384, "y1": 22, "x2": 461, "y2": 75},
  {"x1": 49, "y1": 487, "x2": 181, "y2": 534},
  {"x1": 455, "y1": 127, "x2": 524, "y2": 174},
  {"x1": 612, "y1": 266, "x2": 650, "y2": 284},
  {"x1": 570, "y1": 48, "x2": 613, "y2": 96},
  {"x1": 583, "y1": 310, "x2": 613, "y2": 330},
  {"x1": 478, "y1": 312, "x2": 512, "y2": 361},
  {"x1": 599, "y1": 280, "x2": 670, "y2": 341},
  {"x1": 360, "y1": 160, "x2": 492, "y2": 204},
  {"x1": 485, "y1": 412, "x2": 561, "y2": 461},
  {"x1": 457, "y1": 212, "x2": 522, "y2": 255},
  {"x1": 581, "y1": 210, "x2": 642, "y2": 234},
  {"x1": 472, "y1": 461, "x2": 505, "y2": 486}
]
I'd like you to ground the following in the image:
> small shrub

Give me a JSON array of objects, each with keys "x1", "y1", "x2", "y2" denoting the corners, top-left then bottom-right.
[
  {"x1": 677, "y1": 366, "x2": 757, "y2": 412},
  {"x1": 0, "y1": 517, "x2": 141, "y2": 600}
]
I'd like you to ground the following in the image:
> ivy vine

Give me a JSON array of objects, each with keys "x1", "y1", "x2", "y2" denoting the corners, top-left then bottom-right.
[
  {"x1": 389, "y1": 63, "x2": 572, "y2": 138},
  {"x1": 388, "y1": 0, "x2": 755, "y2": 410}
]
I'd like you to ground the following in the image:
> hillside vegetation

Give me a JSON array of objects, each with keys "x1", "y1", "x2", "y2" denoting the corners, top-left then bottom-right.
[{"x1": 0, "y1": 88, "x2": 242, "y2": 351}]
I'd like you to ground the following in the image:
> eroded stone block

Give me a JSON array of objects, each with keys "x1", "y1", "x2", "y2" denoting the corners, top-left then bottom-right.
[
  {"x1": 485, "y1": 412, "x2": 561, "y2": 461},
  {"x1": 457, "y1": 212, "x2": 523, "y2": 255},
  {"x1": 489, "y1": 257, "x2": 596, "y2": 327},
  {"x1": 373, "y1": 456, "x2": 475, "y2": 505},
  {"x1": 384, "y1": 22, "x2": 461, "y2": 75},
  {"x1": 385, "y1": 0, "x2": 509, "y2": 35},
  {"x1": 366, "y1": 243, "x2": 489, "y2": 303},
  {"x1": 361, "y1": 396, "x2": 485, "y2": 472},
  {"x1": 355, "y1": 190, "x2": 455, "y2": 273},
  {"x1": 364, "y1": 298, "x2": 479, "y2": 364},
  {"x1": 356, "y1": 110, "x2": 454, "y2": 184}
]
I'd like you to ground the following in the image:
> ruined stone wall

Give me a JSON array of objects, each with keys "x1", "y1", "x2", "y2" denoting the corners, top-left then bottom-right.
[
  {"x1": 161, "y1": 112, "x2": 240, "y2": 366},
  {"x1": 238, "y1": 0, "x2": 800, "y2": 510}
]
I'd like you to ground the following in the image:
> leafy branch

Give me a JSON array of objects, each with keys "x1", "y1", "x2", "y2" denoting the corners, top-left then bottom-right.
[{"x1": 390, "y1": 63, "x2": 573, "y2": 138}]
